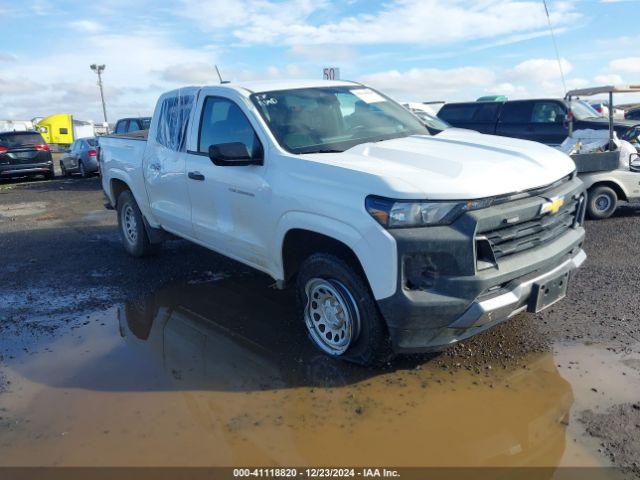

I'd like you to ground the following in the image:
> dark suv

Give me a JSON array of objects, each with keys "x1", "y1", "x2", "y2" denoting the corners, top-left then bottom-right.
[
  {"x1": 0, "y1": 131, "x2": 54, "y2": 180},
  {"x1": 438, "y1": 99, "x2": 640, "y2": 146}
]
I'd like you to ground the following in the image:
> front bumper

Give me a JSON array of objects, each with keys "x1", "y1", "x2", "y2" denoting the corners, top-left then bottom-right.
[{"x1": 376, "y1": 177, "x2": 586, "y2": 353}]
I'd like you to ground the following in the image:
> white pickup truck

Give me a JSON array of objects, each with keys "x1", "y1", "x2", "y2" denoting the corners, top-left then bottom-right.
[{"x1": 100, "y1": 79, "x2": 587, "y2": 365}]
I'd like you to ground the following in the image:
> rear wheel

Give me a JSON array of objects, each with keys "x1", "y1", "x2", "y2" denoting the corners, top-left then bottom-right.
[
  {"x1": 296, "y1": 253, "x2": 392, "y2": 366},
  {"x1": 587, "y1": 185, "x2": 618, "y2": 220},
  {"x1": 116, "y1": 190, "x2": 158, "y2": 257},
  {"x1": 45, "y1": 168, "x2": 54, "y2": 180},
  {"x1": 79, "y1": 161, "x2": 86, "y2": 178}
]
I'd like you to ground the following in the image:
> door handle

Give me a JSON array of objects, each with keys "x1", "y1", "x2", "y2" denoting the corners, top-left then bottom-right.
[{"x1": 188, "y1": 171, "x2": 205, "y2": 181}]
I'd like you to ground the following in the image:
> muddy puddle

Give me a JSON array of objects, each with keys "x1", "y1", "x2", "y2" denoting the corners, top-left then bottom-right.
[{"x1": 0, "y1": 276, "x2": 638, "y2": 474}]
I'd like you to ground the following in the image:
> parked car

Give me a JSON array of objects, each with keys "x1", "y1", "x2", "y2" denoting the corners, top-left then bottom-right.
[
  {"x1": 588, "y1": 101, "x2": 625, "y2": 119},
  {"x1": 560, "y1": 86, "x2": 640, "y2": 219},
  {"x1": 113, "y1": 117, "x2": 151, "y2": 135},
  {"x1": 438, "y1": 98, "x2": 639, "y2": 146},
  {"x1": 625, "y1": 107, "x2": 640, "y2": 121},
  {"x1": 59, "y1": 137, "x2": 100, "y2": 177},
  {"x1": 99, "y1": 80, "x2": 586, "y2": 365},
  {"x1": 0, "y1": 131, "x2": 54, "y2": 180}
]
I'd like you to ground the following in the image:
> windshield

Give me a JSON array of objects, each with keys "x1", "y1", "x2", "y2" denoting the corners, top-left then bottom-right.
[
  {"x1": 570, "y1": 100, "x2": 602, "y2": 120},
  {"x1": 250, "y1": 86, "x2": 427, "y2": 154}
]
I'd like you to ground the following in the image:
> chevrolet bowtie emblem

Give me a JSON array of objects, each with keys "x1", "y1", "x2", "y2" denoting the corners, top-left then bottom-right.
[{"x1": 540, "y1": 196, "x2": 564, "y2": 215}]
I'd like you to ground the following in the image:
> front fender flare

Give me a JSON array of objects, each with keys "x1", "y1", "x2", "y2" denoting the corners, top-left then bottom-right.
[{"x1": 272, "y1": 211, "x2": 398, "y2": 300}]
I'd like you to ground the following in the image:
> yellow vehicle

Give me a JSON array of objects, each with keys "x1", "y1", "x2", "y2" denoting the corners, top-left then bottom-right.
[{"x1": 35, "y1": 114, "x2": 95, "y2": 150}]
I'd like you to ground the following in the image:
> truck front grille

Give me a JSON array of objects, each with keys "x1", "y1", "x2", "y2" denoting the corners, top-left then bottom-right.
[{"x1": 477, "y1": 195, "x2": 582, "y2": 262}]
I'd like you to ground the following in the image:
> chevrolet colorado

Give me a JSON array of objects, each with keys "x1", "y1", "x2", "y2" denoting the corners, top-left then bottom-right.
[{"x1": 99, "y1": 80, "x2": 587, "y2": 365}]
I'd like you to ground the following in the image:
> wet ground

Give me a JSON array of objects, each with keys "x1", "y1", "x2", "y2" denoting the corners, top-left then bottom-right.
[{"x1": 1, "y1": 171, "x2": 640, "y2": 477}]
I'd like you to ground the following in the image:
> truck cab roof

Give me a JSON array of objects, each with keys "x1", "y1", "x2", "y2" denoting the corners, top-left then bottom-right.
[{"x1": 164, "y1": 79, "x2": 361, "y2": 99}]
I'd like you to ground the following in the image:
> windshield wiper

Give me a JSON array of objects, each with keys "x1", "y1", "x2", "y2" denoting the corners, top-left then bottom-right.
[{"x1": 303, "y1": 148, "x2": 344, "y2": 154}]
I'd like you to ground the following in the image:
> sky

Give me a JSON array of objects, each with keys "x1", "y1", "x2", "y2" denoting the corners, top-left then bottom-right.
[{"x1": 1, "y1": 0, "x2": 640, "y2": 123}]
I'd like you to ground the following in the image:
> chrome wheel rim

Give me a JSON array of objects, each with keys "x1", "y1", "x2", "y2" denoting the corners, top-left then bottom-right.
[
  {"x1": 304, "y1": 278, "x2": 360, "y2": 355},
  {"x1": 122, "y1": 205, "x2": 138, "y2": 244},
  {"x1": 595, "y1": 194, "x2": 611, "y2": 212}
]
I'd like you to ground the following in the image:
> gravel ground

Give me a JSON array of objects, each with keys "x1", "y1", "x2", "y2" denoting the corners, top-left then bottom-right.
[{"x1": 1, "y1": 172, "x2": 640, "y2": 471}]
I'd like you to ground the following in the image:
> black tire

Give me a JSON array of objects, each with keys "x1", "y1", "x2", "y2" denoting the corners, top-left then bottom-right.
[
  {"x1": 45, "y1": 168, "x2": 54, "y2": 180},
  {"x1": 116, "y1": 190, "x2": 158, "y2": 257},
  {"x1": 79, "y1": 161, "x2": 87, "y2": 178},
  {"x1": 296, "y1": 253, "x2": 393, "y2": 366},
  {"x1": 587, "y1": 185, "x2": 618, "y2": 220},
  {"x1": 60, "y1": 163, "x2": 67, "y2": 177}
]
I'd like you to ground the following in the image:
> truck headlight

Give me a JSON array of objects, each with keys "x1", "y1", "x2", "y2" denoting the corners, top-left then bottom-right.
[{"x1": 366, "y1": 195, "x2": 490, "y2": 228}]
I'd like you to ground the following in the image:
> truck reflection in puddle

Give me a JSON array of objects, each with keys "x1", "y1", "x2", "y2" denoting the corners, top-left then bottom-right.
[{"x1": 111, "y1": 277, "x2": 574, "y2": 467}]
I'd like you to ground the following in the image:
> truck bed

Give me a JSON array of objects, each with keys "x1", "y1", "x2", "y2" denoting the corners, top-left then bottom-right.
[{"x1": 99, "y1": 131, "x2": 149, "y2": 209}]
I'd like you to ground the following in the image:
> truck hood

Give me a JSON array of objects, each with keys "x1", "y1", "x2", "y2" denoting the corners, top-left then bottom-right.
[{"x1": 302, "y1": 130, "x2": 575, "y2": 200}]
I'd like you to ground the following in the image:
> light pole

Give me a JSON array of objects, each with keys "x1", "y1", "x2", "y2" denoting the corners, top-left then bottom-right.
[{"x1": 90, "y1": 64, "x2": 108, "y2": 123}]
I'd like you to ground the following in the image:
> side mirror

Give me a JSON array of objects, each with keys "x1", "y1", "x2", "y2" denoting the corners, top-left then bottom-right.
[
  {"x1": 208, "y1": 142, "x2": 263, "y2": 166},
  {"x1": 630, "y1": 153, "x2": 640, "y2": 172}
]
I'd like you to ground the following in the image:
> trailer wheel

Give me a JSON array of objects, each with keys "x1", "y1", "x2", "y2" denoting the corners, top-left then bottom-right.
[{"x1": 587, "y1": 185, "x2": 618, "y2": 220}]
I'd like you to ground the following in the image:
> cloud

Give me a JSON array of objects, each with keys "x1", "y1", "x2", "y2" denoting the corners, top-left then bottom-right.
[
  {"x1": 359, "y1": 67, "x2": 497, "y2": 101},
  {"x1": 594, "y1": 74, "x2": 624, "y2": 85},
  {"x1": 0, "y1": 77, "x2": 42, "y2": 96},
  {"x1": 178, "y1": 0, "x2": 580, "y2": 47},
  {"x1": 287, "y1": 44, "x2": 357, "y2": 63},
  {"x1": 0, "y1": 52, "x2": 17, "y2": 62},
  {"x1": 69, "y1": 20, "x2": 103, "y2": 33},
  {"x1": 508, "y1": 58, "x2": 573, "y2": 83},
  {"x1": 156, "y1": 62, "x2": 220, "y2": 84},
  {"x1": 609, "y1": 57, "x2": 640, "y2": 74},
  {"x1": 0, "y1": 29, "x2": 218, "y2": 120}
]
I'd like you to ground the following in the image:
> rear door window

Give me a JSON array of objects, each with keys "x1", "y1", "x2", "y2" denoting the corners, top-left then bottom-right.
[
  {"x1": 0, "y1": 132, "x2": 45, "y2": 148},
  {"x1": 156, "y1": 94, "x2": 195, "y2": 151},
  {"x1": 473, "y1": 103, "x2": 500, "y2": 123},
  {"x1": 438, "y1": 104, "x2": 478, "y2": 122},
  {"x1": 531, "y1": 102, "x2": 566, "y2": 123},
  {"x1": 499, "y1": 101, "x2": 535, "y2": 123}
]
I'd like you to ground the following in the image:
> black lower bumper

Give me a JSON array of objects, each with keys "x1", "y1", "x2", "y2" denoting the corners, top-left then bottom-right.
[
  {"x1": 379, "y1": 228, "x2": 585, "y2": 353},
  {"x1": 378, "y1": 173, "x2": 586, "y2": 352}
]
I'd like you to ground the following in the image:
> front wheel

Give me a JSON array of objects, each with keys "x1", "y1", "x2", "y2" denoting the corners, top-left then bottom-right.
[
  {"x1": 587, "y1": 185, "x2": 618, "y2": 220},
  {"x1": 116, "y1": 190, "x2": 158, "y2": 257},
  {"x1": 296, "y1": 253, "x2": 392, "y2": 366}
]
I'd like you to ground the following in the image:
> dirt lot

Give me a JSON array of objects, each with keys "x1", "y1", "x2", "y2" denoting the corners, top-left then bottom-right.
[{"x1": 1, "y1": 170, "x2": 639, "y2": 477}]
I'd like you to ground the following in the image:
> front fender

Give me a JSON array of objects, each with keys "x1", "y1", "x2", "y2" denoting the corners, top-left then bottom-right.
[
  {"x1": 272, "y1": 211, "x2": 398, "y2": 300},
  {"x1": 579, "y1": 172, "x2": 630, "y2": 199}
]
